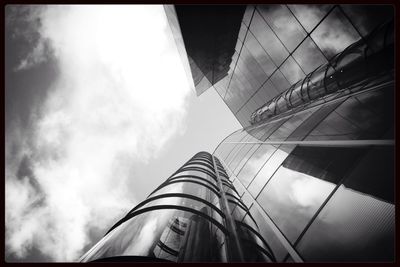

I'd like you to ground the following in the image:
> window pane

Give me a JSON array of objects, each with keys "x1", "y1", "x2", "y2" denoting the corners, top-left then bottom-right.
[
  {"x1": 257, "y1": 146, "x2": 365, "y2": 243},
  {"x1": 268, "y1": 107, "x2": 316, "y2": 141},
  {"x1": 250, "y1": 10, "x2": 289, "y2": 66},
  {"x1": 270, "y1": 70, "x2": 290, "y2": 93},
  {"x1": 311, "y1": 7, "x2": 361, "y2": 59},
  {"x1": 279, "y1": 56, "x2": 306, "y2": 85},
  {"x1": 234, "y1": 144, "x2": 261, "y2": 175},
  {"x1": 296, "y1": 146, "x2": 394, "y2": 261},
  {"x1": 340, "y1": 5, "x2": 394, "y2": 37},
  {"x1": 257, "y1": 5, "x2": 307, "y2": 52},
  {"x1": 245, "y1": 31, "x2": 277, "y2": 77},
  {"x1": 237, "y1": 144, "x2": 277, "y2": 188},
  {"x1": 250, "y1": 205, "x2": 289, "y2": 262},
  {"x1": 248, "y1": 145, "x2": 293, "y2": 197},
  {"x1": 288, "y1": 4, "x2": 333, "y2": 33},
  {"x1": 239, "y1": 44, "x2": 268, "y2": 86},
  {"x1": 292, "y1": 37, "x2": 327, "y2": 74}
]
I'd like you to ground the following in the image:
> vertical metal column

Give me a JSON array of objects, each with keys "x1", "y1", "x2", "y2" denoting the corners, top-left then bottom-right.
[{"x1": 212, "y1": 155, "x2": 244, "y2": 262}]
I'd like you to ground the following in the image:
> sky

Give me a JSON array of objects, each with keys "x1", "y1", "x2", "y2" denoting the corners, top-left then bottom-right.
[{"x1": 5, "y1": 5, "x2": 241, "y2": 262}]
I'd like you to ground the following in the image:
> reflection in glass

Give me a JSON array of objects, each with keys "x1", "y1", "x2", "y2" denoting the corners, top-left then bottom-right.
[
  {"x1": 250, "y1": 205, "x2": 289, "y2": 262},
  {"x1": 257, "y1": 146, "x2": 364, "y2": 242},
  {"x1": 279, "y1": 56, "x2": 306, "y2": 85},
  {"x1": 250, "y1": 11, "x2": 289, "y2": 66},
  {"x1": 292, "y1": 37, "x2": 327, "y2": 74},
  {"x1": 340, "y1": 5, "x2": 393, "y2": 37},
  {"x1": 288, "y1": 4, "x2": 333, "y2": 33},
  {"x1": 310, "y1": 7, "x2": 361, "y2": 59},
  {"x1": 237, "y1": 144, "x2": 276, "y2": 187},
  {"x1": 248, "y1": 146, "x2": 292, "y2": 197},
  {"x1": 257, "y1": 5, "x2": 307, "y2": 52},
  {"x1": 80, "y1": 209, "x2": 226, "y2": 262},
  {"x1": 244, "y1": 31, "x2": 277, "y2": 78},
  {"x1": 296, "y1": 184, "x2": 394, "y2": 261}
]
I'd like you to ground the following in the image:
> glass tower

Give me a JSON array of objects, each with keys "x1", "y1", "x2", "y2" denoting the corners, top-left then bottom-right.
[
  {"x1": 81, "y1": 4, "x2": 394, "y2": 262},
  {"x1": 80, "y1": 152, "x2": 275, "y2": 262}
]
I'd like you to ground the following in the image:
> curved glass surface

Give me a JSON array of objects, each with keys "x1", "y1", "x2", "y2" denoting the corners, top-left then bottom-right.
[
  {"x1": 81, "y1": 209, "x2": 227, "y2": 262},
  {"x1": 134, "y1": 195, "x2": 224, "y2": 226}
]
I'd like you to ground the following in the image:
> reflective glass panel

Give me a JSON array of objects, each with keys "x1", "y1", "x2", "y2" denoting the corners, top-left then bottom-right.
[
  {"x1": 237, "y1": 144, "x2": 276, "y2": 188},
  {"x1": 340, "y1": 5, "x2": 394, "y2": 37},
  {"x1": 296, "y1": 147, "x2": 394, "y2": 263},
  {"x1": 257, "y1": 5, "x2": 307, "y2": 52},
  {"x1": 279, "y1": 56, "x2": 306, "y2": 85},
  {"x1": 250, "y1": 205, "x2": 289, "y2": 262},
  {"x1": 270, "y1": 70, "x2": 291, "y2": 93},
  {"x1": 288, "y1": 5, "x2": 333, "y2": 33},
  {"x1": 257, "y1": 146, "x2": 365, "y2": 243},
  {"x1": 250, "y1": 10, "x2": 289, "y2": 66},
  {"x1": 248, "y1": 145, "x2": 293, "y2": 197},
  {"x1": 311, "y1": 7, "x2": 361, "y2": 59},
  {"x1": 292, "y1": 37, "x2": 328, "y2": 74},
  {"x1": 245, "y1": 31, "x2": 277, "y2": 77}
]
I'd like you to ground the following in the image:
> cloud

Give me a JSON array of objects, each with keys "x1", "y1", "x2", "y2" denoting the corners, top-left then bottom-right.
[{"x1": 6, "y1": 5, "x2": 191, "y2": 261}]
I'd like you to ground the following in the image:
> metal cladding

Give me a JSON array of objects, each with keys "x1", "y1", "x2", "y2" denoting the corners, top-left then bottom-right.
[{"x1": 80, "y1": 152, "x2": 276, "y2": 262}]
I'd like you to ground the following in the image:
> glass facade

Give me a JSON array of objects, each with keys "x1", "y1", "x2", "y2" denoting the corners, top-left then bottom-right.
[
  {"x1": 206, "y1": 5, "x2": 394, "y2": 262},
  {"x1": 177, "y1": 4, "x2": 393, "y2": 128},
  {"x1": 80, "y1": 152, "x2": 275, "y2": 262},
  {"x1": 81, "y1": 5, "x2": 394, "y2": 262}
]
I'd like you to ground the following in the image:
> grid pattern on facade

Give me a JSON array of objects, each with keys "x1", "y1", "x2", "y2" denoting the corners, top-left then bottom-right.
[
  {"x1": 213, "y1": 86, "x2": 394, "y2": 262},
  {"x1": 211, "y1": 4, "x2": 393, "y2": 127},
  {"x1": 80, "y1": 152, "x2": 276, "y2": 262}
]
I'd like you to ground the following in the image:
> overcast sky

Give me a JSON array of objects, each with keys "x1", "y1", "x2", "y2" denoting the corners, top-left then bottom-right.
[{"x1": 5, "y1": 5, "x2": 241, "y2": 262}]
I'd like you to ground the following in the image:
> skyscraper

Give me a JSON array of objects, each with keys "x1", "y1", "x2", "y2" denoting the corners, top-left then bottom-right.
[
  {"x1": 81, "y1": 4, "x2": 394, "y2": 262},
  {"x1": 80, "y1": 152, "x2": 275, "y2": 262}
]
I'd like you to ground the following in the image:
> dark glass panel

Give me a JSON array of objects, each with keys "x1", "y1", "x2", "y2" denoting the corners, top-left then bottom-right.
[
  {"x1": 333, "y1": 96, "x2": 385, "y2": 139},
  {"x1": 311, "y1": 7, "x2": 361, "y2": 59},
  {"x1": 297, "y1": 147, "x2": 394, "y2": 262},
  {"x1": 305, "y1": 108, "x2": 360, "y2": 141},
  {"x1": 344, "y1": 146, "x2": 394, "y2": 203},
  {"x1": 340, "y1": 5, "x2": 394, "y2": 37},
  {"x1": 292, "y1": 37, "x2": 328, "y2": 74},
  {"x1": 250, "y1": 11, "x2": 289, "y2": 66},
  {"x1": 257, "y1": 5, "x2": 307, "y2": 52},
  {"x1": 257, "y1": 146, "x2": 365, "y2": 243},
  {"x1": 288, "y1": 4, "x2": 333, "y2": 33}
]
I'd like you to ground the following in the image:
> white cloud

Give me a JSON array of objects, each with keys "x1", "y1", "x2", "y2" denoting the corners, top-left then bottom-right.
[{"x1": 6, "y1": 5, "x2": 192, "y2": 261}]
